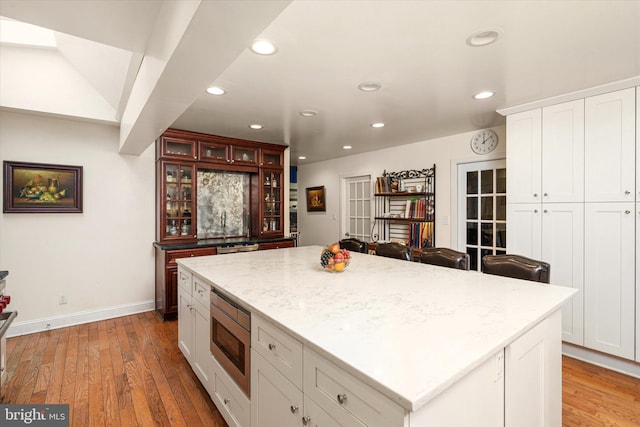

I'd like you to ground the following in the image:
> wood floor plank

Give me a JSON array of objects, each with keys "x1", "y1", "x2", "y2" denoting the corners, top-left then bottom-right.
[
  {"x1": 88, "y1": 322, "x2": 105, "y2": 427},
  {"x1": 72, "y1": 323, "x2": 89, "y2": 427},
  {"x1": 58, "y1": 325, "x2": 79, "y2": 410},
  {"x1": 45, "y1": 326, "x2": 70, "y2": 404},
  {"x1": 98, "y1": 320, "x2": 122, "y2": 427}
]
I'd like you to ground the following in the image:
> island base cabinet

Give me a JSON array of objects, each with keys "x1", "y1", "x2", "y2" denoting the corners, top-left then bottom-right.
[
  {"x1": 251, "y1": 349, "x2": 302, "y2": 427},
  {"x1": 505, "y1": 310, "x2": 562, "y2": 427},
  {"x1": 177, "y1": 286, "x2": 193, "y2": 361},
  {"x1": 211, "y1": 353, "x2": 251, "y2": 427},
  {"x1": 409, "y1": 350, "x2": 505, "y2": 427}
]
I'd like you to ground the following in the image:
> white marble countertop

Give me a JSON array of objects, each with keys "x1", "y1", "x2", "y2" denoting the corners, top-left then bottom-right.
[{"x1": 177, "y1": 245, "x2": 576, "y2": 412}]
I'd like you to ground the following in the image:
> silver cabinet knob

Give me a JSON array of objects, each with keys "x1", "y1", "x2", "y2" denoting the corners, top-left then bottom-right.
[
  {"x1": 290, "y1": 405, "x2": 298, "y2": 414},
  {"x1": 625, "y1": 190, "x2": 631, "y2": 195},
  {"x1": 337, "y1": 394, "x2": 347, "y2": 404},
  {"x1": 268, "y1": 343, "x2": 276, "y2": 351},
  {"x1": 543, "y1": 209, "x2": 548, "y2": 213},
  {"x1": 302, "y1": 416, "x2": 311, "y2": 425},
  {"x1": 625, "y1": 210, "x2": 631, "y2": 214},
  {"x1": 534, "y1": 209, "x2": 538, "y2": 213},
  {"x1": 543, "y1": 193, "x2": 548, "y2": 197},
  {"x1": 533, "y1": 193, "x2": 538, "y2": 197},
  {"x1": 223, "y1": 398, "x2": 230, "y2": 404}
]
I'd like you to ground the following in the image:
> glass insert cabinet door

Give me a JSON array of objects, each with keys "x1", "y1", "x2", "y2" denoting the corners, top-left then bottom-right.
[
  {"x1": 261, "y1": 170, "x2": 282, "y2": 233},
  {"x1": 164, "y1": 163, "x2": 194, "y2": 239},
  {"x1": 459, "y1": 160, "x2": 506, "y2": 271}
]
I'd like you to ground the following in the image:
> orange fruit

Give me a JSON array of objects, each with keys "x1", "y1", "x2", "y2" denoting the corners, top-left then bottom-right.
[{"x1": 334, "y1": 262, "x2": 345, "y2": 272}]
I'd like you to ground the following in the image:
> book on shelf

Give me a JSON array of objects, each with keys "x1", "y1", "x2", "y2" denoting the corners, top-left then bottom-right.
[{"x1": 404, "y1": 198, "x2": 426, "y2": 219}]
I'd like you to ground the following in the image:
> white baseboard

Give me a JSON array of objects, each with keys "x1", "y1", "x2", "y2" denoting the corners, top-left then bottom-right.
[
  {"x1": 563, "y1": 342, "x2": 640, "y2": 379},
  {"x1": 6, "y1": 300, "x2": 156, "y2": 337}
]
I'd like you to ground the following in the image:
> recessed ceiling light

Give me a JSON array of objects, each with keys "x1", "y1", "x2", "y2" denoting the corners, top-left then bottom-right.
[
  {"x1": 206, "y1": 86, "x2": 226, "y2": 95},
  {"x1": 249, "y1": 124, "x2": 263, "y2": 130},
  {"x1": 358, "y1": 82, "x2": 382, "y2": 92},
  {"x1": 298, "y1": 156, "x2": 307, "y2": 160},
  {"x1": 371, "y1": 122, "x2": 385, "y2": 128},
  {"x1": 250, "y1": 40, "x2": 277, "y2": 55},
  {"x1": 299, "y1": 110, "x2": 317, "y2": 117},
  {"x1": 473, "y1": 91, "x2": 495, "y2": 100},
  {"x1": 343, "y1": 145, "x2": 352, "y2": 150},
  {"x1": 466, "y1": 29, "x2": 502, "y2": 47}
]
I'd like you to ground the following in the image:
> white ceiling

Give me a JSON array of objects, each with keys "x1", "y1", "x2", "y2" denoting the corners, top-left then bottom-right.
[{"x1": 1, "y1": 1, "x2": 639, "y2": 164}]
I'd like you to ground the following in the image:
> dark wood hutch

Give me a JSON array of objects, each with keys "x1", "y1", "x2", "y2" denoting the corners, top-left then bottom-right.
[{"x1": 154, "y1": 129, "x2": 294, "y2": 320}]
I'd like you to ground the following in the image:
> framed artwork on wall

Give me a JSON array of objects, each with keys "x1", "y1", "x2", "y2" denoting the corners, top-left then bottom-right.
[
  {"x1": 3, "y1": 161, "x2": 83, "y2": 213},
  {"x1": 306, "y1": 185, "x2": 326, "y2": 212}
]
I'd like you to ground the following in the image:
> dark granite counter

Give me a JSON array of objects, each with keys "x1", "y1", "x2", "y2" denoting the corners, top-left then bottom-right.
[{"x1": 153, "y1": 236, "x2": 295, "y2": 251}]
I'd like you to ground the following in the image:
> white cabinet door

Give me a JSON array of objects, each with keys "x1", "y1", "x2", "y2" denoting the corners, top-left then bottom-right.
[
  {"x1": 542, "y1": 100, "x2": 584, "y2": 203},
  {"x1": 584, "y1": 203, "x2": 635, "y2": 360},
  {"x1": 507, "y1": 109, "x2": 542, "y2": 204},
  {"x1": 637, "y1": 86, "x2": 640, "y2": 201},
  {"x1": 541, "y1": 203, "x2": 584, "y2": 345},
  {"x1": 252, "y1": 349, "x2": 302, "y2": 427},
  {"x1": 505, "y1": 310, "x2": 562, "y2": 427},
  {"x1": 637, "y1": 203, "x2": 640, "y2": 363},
  {"x1": 193, "y1": 302, "x2": 213, "y2": 393},
  {"x1": 506, "y1": 203, "x2": 542, "y2": 259},
  {"x1": 178, "y1": 286, "x2": 193, "y2": 361},
  {"x1": 585, "y1": 88, "x2": 636, "y2": 202}
]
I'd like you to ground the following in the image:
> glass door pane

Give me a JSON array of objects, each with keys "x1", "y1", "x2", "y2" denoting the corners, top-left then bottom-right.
[
  {"x1": 458, "y1": 160, "x2": 506, "y2": 271},
  {"x1": 343, "y1": 175, "x2": 372, "y2": 242}
]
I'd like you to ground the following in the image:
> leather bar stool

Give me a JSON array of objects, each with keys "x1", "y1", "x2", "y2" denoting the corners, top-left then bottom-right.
[
  {"x1": 419, "y1": 247, "x2": 470, "y2": 271},
  {"x1": 339, "y1": 238, "x2": 369, "y2": 254},
  {"x1": 374, "y1": 242, "x2": 411, "y2": 261},
  {"x1": 482, "y1": 254, "x2": 550, "y2": 283}
]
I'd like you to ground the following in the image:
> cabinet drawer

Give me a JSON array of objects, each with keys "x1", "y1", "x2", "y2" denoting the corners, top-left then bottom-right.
[
  {"x1": 258, "y1": 240, "x2": 294, "y2": 251},
  {"x1": 211, "y1": 355, "x2": 250, "y2": 427},
  {"x1": 167, "y1": 248, "x2": 217, "y2": 265},
  {"x1": 192, "y1": 276, "x2": 210, "y2": 309},
  {"x1": 177, "y1": 268, "x2": 192, "y2": 292},
  {"x1": 252, "y1": 314, "x2": 303, "y2": 388},
  {"x1": 303, "y1": 348, "x2": 405, "y2": 427},
  {"x1": 304, "y1": 395, "x2": 342, "y2": 427}
]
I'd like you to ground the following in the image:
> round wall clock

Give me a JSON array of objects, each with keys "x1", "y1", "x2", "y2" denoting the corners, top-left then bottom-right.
[{"x1": 470, "y1": 129, "x2": 498, "y2": 154}]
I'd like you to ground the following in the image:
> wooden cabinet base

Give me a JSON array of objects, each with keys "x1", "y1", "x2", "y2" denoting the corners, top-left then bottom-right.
[{"x1": 155, "y1": 247, "x2": 216, "y2": 320}]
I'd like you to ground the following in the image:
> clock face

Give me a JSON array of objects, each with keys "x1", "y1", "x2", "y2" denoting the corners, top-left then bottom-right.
[{"x1": 471, "y1": 130, "x2": 498, "y2": 154}]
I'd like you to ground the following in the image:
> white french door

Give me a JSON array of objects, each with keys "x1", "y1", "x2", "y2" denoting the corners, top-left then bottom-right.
[
  {"x1": 342, "y1": 175, "x2": 372, "y2": 241},
  {"x1": 457, "y1": 159, "x2": 507, "y2": 271}
]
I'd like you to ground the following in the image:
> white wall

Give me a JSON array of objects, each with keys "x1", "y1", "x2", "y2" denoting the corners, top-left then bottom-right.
[
  {"x1": 297, "y1": 126, "x2": 506, "y2": 248},
  {"x1": 0, "y1": 111, "x2": 155, "y2": 334}
]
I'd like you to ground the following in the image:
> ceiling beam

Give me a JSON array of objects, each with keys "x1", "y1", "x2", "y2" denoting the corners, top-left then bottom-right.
[{"x1": 118, "y1": 0, "x2": 291, "y2": 156}]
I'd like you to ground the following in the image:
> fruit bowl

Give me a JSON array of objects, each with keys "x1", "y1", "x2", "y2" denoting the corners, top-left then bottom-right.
[{"x1": 320, "y1": 242, "x2": 351, "y2": 273}]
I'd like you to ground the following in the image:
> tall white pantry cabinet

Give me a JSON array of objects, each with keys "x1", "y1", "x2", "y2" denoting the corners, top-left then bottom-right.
[{"x1": 506, "y1": 86, "x2": 639, "y2": 363}]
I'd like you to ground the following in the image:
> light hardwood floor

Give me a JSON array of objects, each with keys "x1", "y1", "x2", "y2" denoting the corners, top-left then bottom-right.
[{"x1": 2, "y1": 312, "x2": 639, "y2": 426}]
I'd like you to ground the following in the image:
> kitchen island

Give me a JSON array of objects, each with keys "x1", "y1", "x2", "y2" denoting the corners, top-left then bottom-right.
[{"x1": 177, "y1": 245, "x2": 576, "y2": 427}]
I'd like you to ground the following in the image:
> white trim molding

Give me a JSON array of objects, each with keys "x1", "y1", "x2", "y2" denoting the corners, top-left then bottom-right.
[
  {"x1": 563, "y1": 342, "x2": 640, "y2": 379},
  {"x1": 6, "y1": 300, "x2": 156, "y2": 337},
  {"x1": 497, "y1": 76, "x2": 640, "y2": 116}
]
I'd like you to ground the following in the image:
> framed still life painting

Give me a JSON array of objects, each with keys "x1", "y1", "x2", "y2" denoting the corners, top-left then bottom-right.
[
  {"x1": 306, "y1": 185, "x2": 326, "y2": 212},
  {"x1": 3, "y1": 161, "x2": 83, "y2": 213}
]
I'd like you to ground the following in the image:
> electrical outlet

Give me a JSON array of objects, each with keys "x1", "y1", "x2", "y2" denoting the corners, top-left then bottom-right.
[{"x1": 59, "y1": 295, "x2": 67, "y2": 305}]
